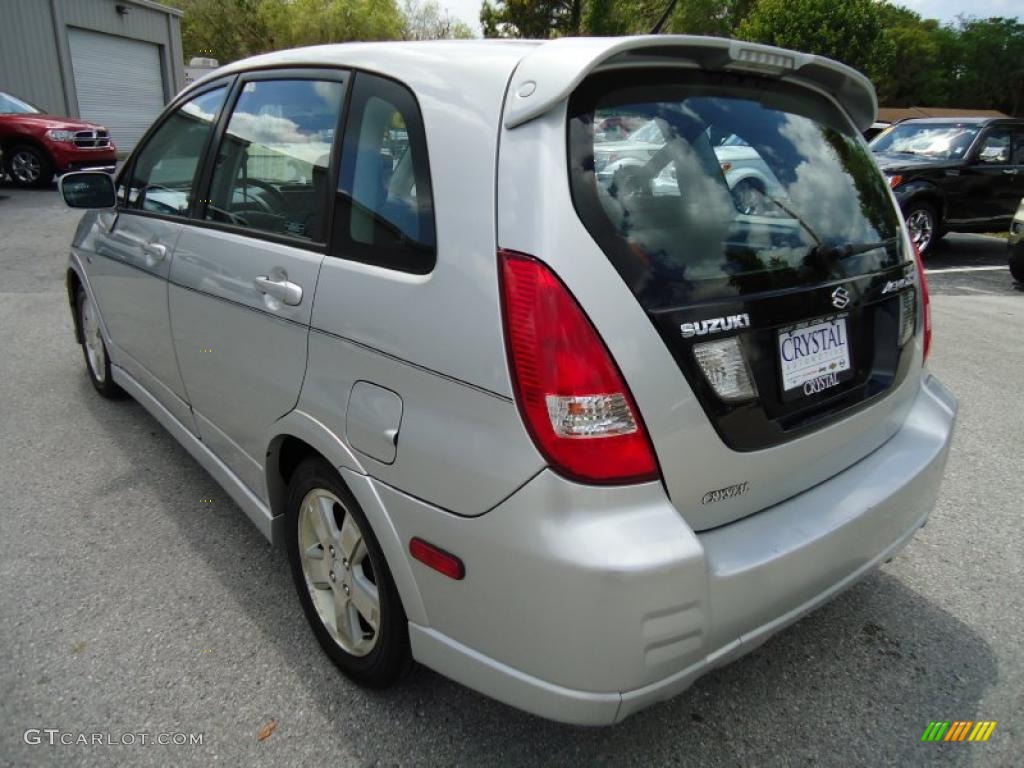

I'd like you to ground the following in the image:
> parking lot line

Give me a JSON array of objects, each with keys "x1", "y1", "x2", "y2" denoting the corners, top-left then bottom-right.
[{"x1": 924, "y1": 266, "x2": 1009, "y2": 275}]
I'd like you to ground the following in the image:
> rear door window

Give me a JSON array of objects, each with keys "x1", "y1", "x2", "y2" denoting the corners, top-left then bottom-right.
[
  {"x1": 975, "y1": 128, "x2": 1012, "y2": 164},
  {"x1": 568, "y1": 71, "x2": 904, "y2": 310}
]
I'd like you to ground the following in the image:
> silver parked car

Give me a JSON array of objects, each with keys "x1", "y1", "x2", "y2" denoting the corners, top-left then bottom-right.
[{"x1": 59, "y1": 36, "x2": 957, "y2": 725}]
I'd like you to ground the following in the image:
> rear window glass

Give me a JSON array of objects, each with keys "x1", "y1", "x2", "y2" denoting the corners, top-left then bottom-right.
[{"x1": 568, "y1": 71, "x2": 904, "y2": 310}]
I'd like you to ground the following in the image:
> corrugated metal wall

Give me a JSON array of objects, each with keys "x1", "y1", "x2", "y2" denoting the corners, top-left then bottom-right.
[
  {"x1": 0, "y1": 1, "x2": 67, "y2": 114},
  {"x1": 0, "y1": 0, "x2": 184, "y2": 118}
]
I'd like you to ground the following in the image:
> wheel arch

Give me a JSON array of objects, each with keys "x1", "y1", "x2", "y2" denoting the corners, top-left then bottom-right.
[
  {"x1": 2, "y1": 136, "x2": 52, "y2": 166},
  {"x1": 729, "y1": 171, "x2": 768, "y2": 191},
  {"x1": 264, "y1": 412, "x2": 428, "y2": 625},
  {"x1": 264, "y1": 410, "x2": 365, "y2": 521},
  {"x1": 900, "y1": 186, "x2": 946, "y2": 228}
]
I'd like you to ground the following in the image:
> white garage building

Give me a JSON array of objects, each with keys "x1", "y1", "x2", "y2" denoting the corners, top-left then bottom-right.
[{"x1": 0, "y1": 0, "x2": 185, "y2": 152}]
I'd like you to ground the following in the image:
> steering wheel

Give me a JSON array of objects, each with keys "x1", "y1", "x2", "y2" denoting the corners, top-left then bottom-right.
[{"x1": 233, "y1": 178, "x2": 288, "y2": 214}]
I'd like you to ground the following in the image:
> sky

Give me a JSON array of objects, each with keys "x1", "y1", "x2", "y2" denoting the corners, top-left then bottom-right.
[{"x1": 440, "y1": 0, "x2": 1022, "y2": 35}]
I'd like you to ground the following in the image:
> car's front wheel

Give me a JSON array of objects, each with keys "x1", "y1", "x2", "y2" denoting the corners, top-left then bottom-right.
[
  {"x1": 1010, "y1": 244, "x2": 1024, "y2": 284},
  {"x1": 285, "y1": 457, "x2": 412, "y2": 688},
  {"x1": 5, "y1": 144, "x2": 53, "y2": 188},
  {"x1": 76, "y1": 288, "x2": 125, "y2": 398},
  {"x1": 905, "y1": 200, "x2": 939, "y2": 256}
]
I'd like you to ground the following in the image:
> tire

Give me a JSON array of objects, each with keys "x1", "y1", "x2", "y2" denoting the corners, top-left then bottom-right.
[
  {"x1": 285, "y1": 457, "x2": 412, "y2": 688},
  {"x1": 904, "y1": 200, "x2": 939, "y2": 256},
  {"x1": 732, "y1": 178, "x2": 765, "y2": 215},
  {"x1": 75, "y1": 288, "x2": 125, "y2": 399},
  {"x1": 1010, "y1": 244, "x2": 1024, "y2": 284},
  {"x1": 5, "y1": 144, "x2": 53, "y2": 188}
]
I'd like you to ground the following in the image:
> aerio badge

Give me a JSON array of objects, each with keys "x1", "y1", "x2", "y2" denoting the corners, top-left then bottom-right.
[
  {"x1": 831, "y1": 286, "x2": 851, "y2": 309},
  {"x1": 701, "y1": 481, "x2": 749, "y2": 505}
]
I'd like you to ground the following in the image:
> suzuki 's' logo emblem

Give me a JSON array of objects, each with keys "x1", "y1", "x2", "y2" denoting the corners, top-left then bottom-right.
[{"x1": 831, "y1": 286, "x2": 851, "y2": 309}]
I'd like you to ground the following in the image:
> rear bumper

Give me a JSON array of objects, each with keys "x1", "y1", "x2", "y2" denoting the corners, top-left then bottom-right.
[{"x1": 376, "y1": 374, "x2": 957, "y2": 725}]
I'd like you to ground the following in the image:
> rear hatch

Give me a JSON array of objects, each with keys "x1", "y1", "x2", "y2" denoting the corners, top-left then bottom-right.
[{"x1": 562, "y1": 68, "x2": 923, "y2": 529}]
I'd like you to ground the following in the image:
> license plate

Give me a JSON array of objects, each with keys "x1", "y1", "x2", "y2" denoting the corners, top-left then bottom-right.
[{"x1": 777, "y1": 315, "x2": 852, "y2": 398}]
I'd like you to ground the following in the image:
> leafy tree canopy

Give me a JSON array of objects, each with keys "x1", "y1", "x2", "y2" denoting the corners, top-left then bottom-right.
[
  {"x1": 176, "y1": 0, "x2": 1024, "y2": 116},
  {"x1": 179, "y1": 0, "x2": 473, "y2": 63},
  {"x1": 478, "y1": 0, "x2": 1023, "y2": 115}
]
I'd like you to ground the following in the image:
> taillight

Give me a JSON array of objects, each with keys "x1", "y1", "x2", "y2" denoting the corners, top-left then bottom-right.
[
  {"x1": 498, "y1": 250, "x2": 660, "y2": 485},
  {"x1": 888, "y1": 174, "x2": 903, "y2": 189},
  {"x1": 912, "y1": 242, "x2": 931, "y2": 360}
]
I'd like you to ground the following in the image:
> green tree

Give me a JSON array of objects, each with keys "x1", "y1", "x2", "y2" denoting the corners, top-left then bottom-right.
[
  {"x1": 480, "y1": 0, "x2": 582, "y2": 38},
  {"x1": 257, "y1": 0, "x2": 404, "y2": 49},
  {"x1": 401, "y1": 0, "x2": 475, "y2": 39},
  {"x1": 662, "y1": 0, "x2": 746, "y2": 36},
  {"x1": 179, "y1": 0, "x2": 410, "y2": 62},
  {"x1": 948, "y1": 17, "x2": 1024, "y2": 115},
  {"x1": 481, "y1": 0, "x2": 751, "y2": 38},
  {"x1": 737, "y1": 0, "x2": 884, "y2": 76},
  {"x1": 178, "y1": 0, "x2": 271, "y2": 63},
  {"x1": 869, "y1": 4, "x2": 952, "y2": 107}
]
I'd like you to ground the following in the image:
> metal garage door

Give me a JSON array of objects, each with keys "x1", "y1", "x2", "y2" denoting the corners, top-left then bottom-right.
[{"x1": 68, "y1": 28, "x2": 166, "y2": 151}]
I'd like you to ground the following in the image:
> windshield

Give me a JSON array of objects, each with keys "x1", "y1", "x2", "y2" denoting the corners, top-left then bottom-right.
[
  {"x1": 569, "y1": 72, "x2": 903, "y2": 310},
  {"x1": 0, "y1": 92, "x2": 41, "y2": 115},
  {"x1": 629, "y1": 120, "x2": 663, "y2": 144},
  {"x1": 869, "y1": 123, "x2": 979, "y2": 160}
]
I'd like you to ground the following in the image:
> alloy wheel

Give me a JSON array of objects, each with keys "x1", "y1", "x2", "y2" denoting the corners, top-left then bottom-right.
[
  {"x1": 10, "y1": 150, "x2": 41, "y2": 184},
  {"x1": 298, "y1": 488, "x2": 380, "y2": 657},
  {"x1": 907, "y1": 208, "x2": 933, "y2": 253},
  {"x1": 80, "y1": 294, "x2": 107, "y2": 383}
]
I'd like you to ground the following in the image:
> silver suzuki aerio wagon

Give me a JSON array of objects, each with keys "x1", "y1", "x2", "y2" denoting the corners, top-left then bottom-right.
[{"x1": 59, "y1": 36, "x2": 957, "y2": 725}]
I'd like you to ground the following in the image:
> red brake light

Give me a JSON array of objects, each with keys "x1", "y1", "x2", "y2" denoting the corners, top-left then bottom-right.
[
  {"x1": 888, "y1": 174, "x2": 903, "y2": 189},
  {"x1": 912, "y1": 242, "x2": 931, "y2": 361},
  {"x1": 498, "y1": 249, "x2": 660, "y2": 484}
]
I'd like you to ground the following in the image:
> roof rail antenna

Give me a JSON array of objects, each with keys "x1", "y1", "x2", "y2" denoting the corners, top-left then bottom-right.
[{"x1": 651, "y1": 0, "x2": 679, "y2": 34}]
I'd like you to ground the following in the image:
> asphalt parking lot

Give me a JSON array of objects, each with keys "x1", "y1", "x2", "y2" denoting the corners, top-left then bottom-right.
[{"x1": 1, "y1": 181, "x2": 1021, "y2": 767}]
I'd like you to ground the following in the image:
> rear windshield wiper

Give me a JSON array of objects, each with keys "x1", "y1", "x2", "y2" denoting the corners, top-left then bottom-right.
[
  {"x1": 750, "y1": 191, "x2": 896, "y2": 264},
  {"x1": 811, "y1": 238, "x2": 898, "y2": 261}
]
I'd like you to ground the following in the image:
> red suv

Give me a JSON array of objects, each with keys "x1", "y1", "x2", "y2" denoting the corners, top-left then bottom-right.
[{"x1": 1, "y1": 90, "x2": 116, "y2": 188}]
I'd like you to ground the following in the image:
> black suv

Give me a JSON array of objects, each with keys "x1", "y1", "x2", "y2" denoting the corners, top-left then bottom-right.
[{"x1": 870, "y1": 117, "x2": 1024, "y2": 254}]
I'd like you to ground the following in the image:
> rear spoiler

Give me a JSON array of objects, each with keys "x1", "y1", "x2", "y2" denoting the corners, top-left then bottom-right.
[{"x1": 504, "y1": 35, "x2": 877, "y2": 132}]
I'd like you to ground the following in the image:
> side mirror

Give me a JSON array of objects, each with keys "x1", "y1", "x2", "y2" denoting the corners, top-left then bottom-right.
[{"x1": 59, "y1": 171, "x2": 116, "y2": 208}]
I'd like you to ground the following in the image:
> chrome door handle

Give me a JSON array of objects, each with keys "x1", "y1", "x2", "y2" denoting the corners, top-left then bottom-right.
[
  {"x1": 143, "y1": 242, "x2": 167, "y2": 260},
  {"x1": 254, "y1": 275, "x2": 303, "y2": 306},
  {"x1": 1002, "y1": 168, "x2": 1018, "y2": 175}
]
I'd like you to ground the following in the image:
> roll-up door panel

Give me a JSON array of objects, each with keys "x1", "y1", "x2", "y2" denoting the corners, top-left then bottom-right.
[{"x1": 68, "y1": 28, "x2": 166, "y2": 151}]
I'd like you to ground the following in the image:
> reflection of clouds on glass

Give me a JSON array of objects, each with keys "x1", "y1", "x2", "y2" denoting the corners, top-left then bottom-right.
[
  {"x1": 777, "y1": 115, "x2": 877, "y2": 244},
  {"x1": 181, "y1": 89, "x2": 226, "y2": 124},
  {"x1": 229, "y1": 111, "x2": 310, "y2": 146},
  {"x1": 314, "y1": 80, "x2": 340, "y2": 108},
  {"x1": 181, "y1": 103, "x2": 216, "y2": 122},
  {"x1": 597, "y1": 125, "x2": 733, "y2": 282}
]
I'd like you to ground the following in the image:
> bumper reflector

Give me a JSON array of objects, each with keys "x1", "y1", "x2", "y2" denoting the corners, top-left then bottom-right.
[
  {"x1": 410, "y1": 538, "x2": 465, "y2": 580},
  {"x1": 694, "y1": 337, "x2": 757, "y2": 402}
]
